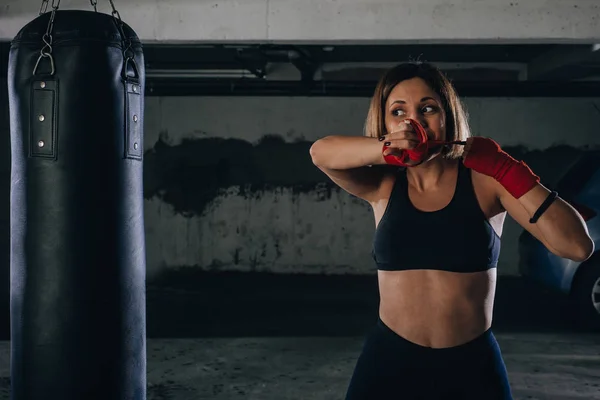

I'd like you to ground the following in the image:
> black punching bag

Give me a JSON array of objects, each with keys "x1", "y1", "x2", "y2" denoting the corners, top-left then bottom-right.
[{"x1": 7, "y1": 4, "x2": 146, "y2": 399}]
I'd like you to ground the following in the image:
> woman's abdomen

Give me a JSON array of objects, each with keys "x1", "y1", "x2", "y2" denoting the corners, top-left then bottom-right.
[{"x1": 377, "y1": 268, "x2": 496, "y2": 348}]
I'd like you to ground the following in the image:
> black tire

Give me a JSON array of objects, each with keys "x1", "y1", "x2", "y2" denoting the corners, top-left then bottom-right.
[{"x1": 570, "y1": 256, "x2": 600, "y2": 331}]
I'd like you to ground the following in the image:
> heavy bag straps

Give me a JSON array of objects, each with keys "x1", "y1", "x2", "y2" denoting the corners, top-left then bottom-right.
[
  {"x1": 33, "y1": 0, "x2": 140, "y2": 83},
  {"x1": 106, "y1": 0, "x2": 144, "y2": 160}
]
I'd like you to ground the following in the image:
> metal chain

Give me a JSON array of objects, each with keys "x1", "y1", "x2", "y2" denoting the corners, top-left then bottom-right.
[
  {"x1": 35, "y1": 0, "x2": 134, "y2": 78},
  {"x1": 108, "y1": 0, "x2": 136, "y2": 80},
  {"x1": 34, "y1": 0, "x2": 60, "y2": 75},
  {"x1": 39, "y1": 0, "x2": 59, "y2": 15},
  {"x1": 108, "y1": 0, "x2": 131, "y2": 56},
  {"x1": 39, "y1": 0, "x2": 49, "y2": 15}
]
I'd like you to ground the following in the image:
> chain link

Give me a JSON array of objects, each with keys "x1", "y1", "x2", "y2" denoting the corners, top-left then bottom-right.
[
  {"x1": 108, "y1": 0, "x2": 121, "y2": 21},
  {"x1": 108, "y1": 0, "x2": 137, "y2": 80},
  {"x1": 35, "y1": 0, "x2": 135, "y2": 79},
  {"x1": 39, "y1": 0, "x2": 59, "y2": 15},
  {"x1": 39, "y1": 0, "x2": 48, "y2": 15},
  {"x1": 34, "y1": 0, "x2": 60, "y2": 75}
]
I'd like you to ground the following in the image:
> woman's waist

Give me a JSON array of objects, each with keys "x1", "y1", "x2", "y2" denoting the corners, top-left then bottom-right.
[
  {"x1": 374, "y1": 314, "x2": 496, "y2": 360},
  {"x1": 377, "y1": 269, "x2": 495, "y2": 348},
  {"x1": 378, "y1": 305, "x2": 492, "y2": 349},
  {"x1": 373, "y1": 257, "x2": 497, "y2": 274}
]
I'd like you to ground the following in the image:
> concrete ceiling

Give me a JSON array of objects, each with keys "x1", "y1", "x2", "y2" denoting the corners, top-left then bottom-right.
[
  {"x1": 2, "y1": 42, "x2": 600, "y2": 97},
  {"x1": 139, "y1": 43, "x2": 600, "y2": 96}
]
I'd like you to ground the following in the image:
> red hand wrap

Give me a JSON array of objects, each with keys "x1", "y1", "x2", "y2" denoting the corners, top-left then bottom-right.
[
  {"x1": 463, "y1": 137, "x2": 539, "y2": 199},
  {"x1": 383, "y1": 119, "x2": 429, "y2": 167}
]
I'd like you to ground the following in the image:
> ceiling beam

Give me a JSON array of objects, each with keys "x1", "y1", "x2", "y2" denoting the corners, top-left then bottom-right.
[
  {"x1": 144, "y1": 79, "x2": 600, "y2": 98},
  {"x1": 527, "y1": 44, "x2": 600, "y2": 81}
]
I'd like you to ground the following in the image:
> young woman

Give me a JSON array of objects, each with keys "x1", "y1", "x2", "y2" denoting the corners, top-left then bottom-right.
[{"x1": 309, "y1": 62, "x2": 594, "y2": 399}]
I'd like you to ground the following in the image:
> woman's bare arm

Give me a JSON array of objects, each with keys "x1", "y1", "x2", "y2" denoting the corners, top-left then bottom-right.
[
  {"x1": 498, "y1": 182, "x2": 594, "y2": 262},
  {"x1": 309, "y1": 135, "x2": 389, "y2": 202}
]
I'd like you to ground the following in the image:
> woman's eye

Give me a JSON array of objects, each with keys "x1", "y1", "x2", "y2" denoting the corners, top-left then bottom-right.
[
  {"x1": 423, "y1": 106, "x2": 435, "y2": 113},
  {"x1": 392, "y1": 109, "x2": 405, "y2": 116}
]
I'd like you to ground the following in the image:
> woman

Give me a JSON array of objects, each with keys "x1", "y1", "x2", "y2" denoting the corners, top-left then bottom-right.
[{"x1": 309, "y1": 62, "x2": 594, "y2": 399}]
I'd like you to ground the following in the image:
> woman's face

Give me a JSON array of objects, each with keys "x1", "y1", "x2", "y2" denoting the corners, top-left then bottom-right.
[{"x1": 384, "y1": 77, "x2": 446, "y2": 143}]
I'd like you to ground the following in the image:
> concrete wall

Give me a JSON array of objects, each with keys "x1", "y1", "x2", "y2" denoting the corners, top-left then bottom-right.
[
  {"x1": 2, "y1": 0, "x2": 600, "y2": 43},
  {"x1": 143, "y1": 96, "x2": 600, "y2": 279},
  {"x1": 0, "y1": 90, "x2": 598, "y2": 284}
]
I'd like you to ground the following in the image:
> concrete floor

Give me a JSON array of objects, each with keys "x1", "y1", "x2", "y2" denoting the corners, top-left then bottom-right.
[
  {"x1": 0, "y1": 272, "x2": 599, "y2": 399},
  {"x1": 0, "y1": 333, "x2": 599, "y2": 399},
  {"x1": 147, "y1": 333, "x2": 600, "y2": 400}
]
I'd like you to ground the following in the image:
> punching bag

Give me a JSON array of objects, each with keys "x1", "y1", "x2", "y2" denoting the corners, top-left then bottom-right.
[{"x1": 7, "y1": 2, "x2": 146, "y2": 399}]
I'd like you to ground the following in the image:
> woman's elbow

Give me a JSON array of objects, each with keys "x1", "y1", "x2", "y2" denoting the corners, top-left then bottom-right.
[
  {"x1": 309, "y1": 138, "x2": 330, "y2": 167},
  {"x1": 567, "y1": 237, "x2": 595, "y2": 262}
]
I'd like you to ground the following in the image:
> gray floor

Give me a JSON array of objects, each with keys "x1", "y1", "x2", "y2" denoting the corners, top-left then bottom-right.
[{"x1": 0, "y1": 332, "x2": 599, "y2": 400}]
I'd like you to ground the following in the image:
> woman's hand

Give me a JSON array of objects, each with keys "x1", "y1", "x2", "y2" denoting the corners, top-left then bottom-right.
[
  {"x1": 380, "y1": 119, "x2": 428, "y2": 167},
  {"x1": 380, "y1": 120, "x2": 421, "y2": 157}
]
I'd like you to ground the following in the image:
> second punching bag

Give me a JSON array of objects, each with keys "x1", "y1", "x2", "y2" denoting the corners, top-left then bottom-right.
[{"x1": 8, "y1": 2, "x2": 146, "y2": 399}]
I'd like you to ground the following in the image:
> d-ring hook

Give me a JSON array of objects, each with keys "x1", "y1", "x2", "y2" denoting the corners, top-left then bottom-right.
[
  {"x1": 33, "y1": 53, "x2": 55, "y2": 76},
  {"x1": 123, "y1": 56, "x2": 140, "y2": 81}
]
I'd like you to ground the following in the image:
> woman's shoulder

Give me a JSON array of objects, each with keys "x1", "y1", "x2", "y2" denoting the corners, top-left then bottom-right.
[
  {"x1": 468, "y1": 167, "x2": 500, "y2": 194},
  {"x1": 468, "y1": 166, "x2": 505, "y2": 217}
]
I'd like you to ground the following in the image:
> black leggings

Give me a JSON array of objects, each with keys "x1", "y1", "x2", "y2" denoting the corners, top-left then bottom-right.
[{"x1": 345, "y1": 318, "x2": 513, "y2": 400}]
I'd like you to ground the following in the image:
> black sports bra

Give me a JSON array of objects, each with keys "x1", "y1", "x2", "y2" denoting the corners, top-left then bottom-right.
[{"x1": 372, "y1": 163, "x2": 500, "y2": 273}]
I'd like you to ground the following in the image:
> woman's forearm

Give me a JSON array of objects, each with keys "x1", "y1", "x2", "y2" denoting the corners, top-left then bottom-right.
[
  {"x1": 310, "y1": 135, "x2": 386, "y2": 170},
  {"x1": 519, "y1": 185, "x2": 594, "y2": 261}
]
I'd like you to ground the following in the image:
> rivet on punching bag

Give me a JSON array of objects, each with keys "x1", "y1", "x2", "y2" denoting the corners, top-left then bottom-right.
[{"x1": 8, "y1": 1, "x2": 147, "y2": 399}]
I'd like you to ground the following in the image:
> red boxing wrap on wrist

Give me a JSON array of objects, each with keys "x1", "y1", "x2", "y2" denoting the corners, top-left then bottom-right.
[
  {"x1": 383, "y1": 119, "x2": 429, "y2": 167},
  {"x1": 463, "y1": 137, "x2": 540, "y2": 199}
]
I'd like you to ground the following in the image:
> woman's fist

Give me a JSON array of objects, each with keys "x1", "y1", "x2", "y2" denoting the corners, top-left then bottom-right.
[
  {"x1": 380, "y1": 120, "x2": 421, "y2": 157},
  {"x1": 381, "y1": 119, "x2": 429, "y2": 167}
]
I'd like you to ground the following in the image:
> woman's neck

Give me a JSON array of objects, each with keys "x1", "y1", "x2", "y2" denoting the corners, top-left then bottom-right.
[{"x1": 406, "y1": 156, "x2": 458, "y2": 192}]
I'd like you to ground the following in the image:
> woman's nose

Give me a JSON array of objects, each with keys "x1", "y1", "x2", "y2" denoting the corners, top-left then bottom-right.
[{"x1": 405, "y1": 112, "x2": 427, "y2": 128}]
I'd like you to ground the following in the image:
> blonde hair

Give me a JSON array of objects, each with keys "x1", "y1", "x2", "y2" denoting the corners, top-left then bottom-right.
[{"x1": 364, "y1": 62, "x2": 471, "y2": 159}]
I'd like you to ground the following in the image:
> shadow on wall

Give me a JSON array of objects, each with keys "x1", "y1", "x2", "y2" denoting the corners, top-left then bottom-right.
[
  {"x1": 0, "y1": 124, "x2": 596, "y2": 340},
  {"x1": 141, "y1": 132, "x2": 595, "y2": 280},
  {"x1": 144, "y1": 132, "x2": 334, "y2": 218},
  {"x1": 144, "y1": 131, "x2": 590, "y2": 218}
]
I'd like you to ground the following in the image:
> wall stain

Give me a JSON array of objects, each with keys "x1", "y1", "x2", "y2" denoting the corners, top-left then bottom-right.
[
  {"x1": 145, "y1": 132, "x2": 596, "y2": 218},
  {"x1": 144, "y1": 132, "x2": 336, "y2": 217}
]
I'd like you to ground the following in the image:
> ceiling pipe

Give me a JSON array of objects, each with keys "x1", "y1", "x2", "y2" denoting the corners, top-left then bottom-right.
[{"x1": 145, "y1": 69, "x2": 263, "y2": 79}]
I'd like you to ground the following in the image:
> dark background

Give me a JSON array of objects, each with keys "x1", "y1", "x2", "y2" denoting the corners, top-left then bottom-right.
[{"x1": 1, "y1": 42, "x2": 598, "y2": 341}]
